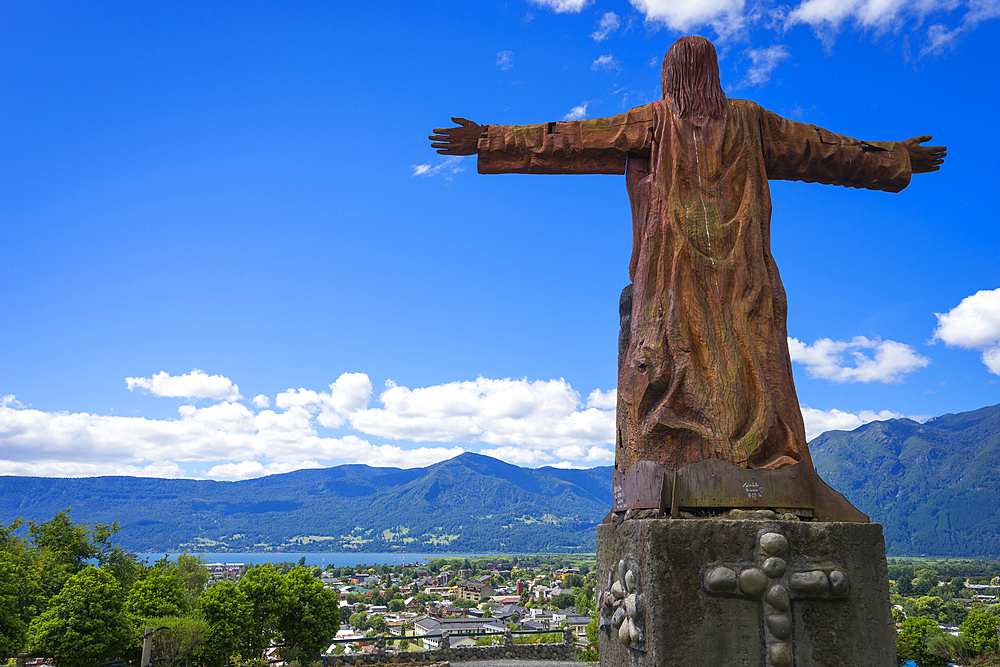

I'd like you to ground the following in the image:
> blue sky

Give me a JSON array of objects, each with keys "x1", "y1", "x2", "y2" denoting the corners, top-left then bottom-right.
[{"x1": 2, "y1": 0, "x2": 998, "y2": 479}]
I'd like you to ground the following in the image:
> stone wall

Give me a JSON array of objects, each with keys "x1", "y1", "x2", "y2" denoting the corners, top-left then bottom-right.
[{"x1": 321, "y1": 638, "x2": 575, "y2": 665}]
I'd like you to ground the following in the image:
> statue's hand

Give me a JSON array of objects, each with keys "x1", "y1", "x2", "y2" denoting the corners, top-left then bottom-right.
[
  {"x1": 430, "y1": 117, "x2": 484, "y2": 156},
  {"x1": 904, "y1": 135, "x2": 947, "y2": 174}
]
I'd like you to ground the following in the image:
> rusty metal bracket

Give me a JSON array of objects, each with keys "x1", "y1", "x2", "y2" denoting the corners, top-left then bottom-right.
[{"x1": 612, "y1": 458, "x2": 867, "y2": 522}]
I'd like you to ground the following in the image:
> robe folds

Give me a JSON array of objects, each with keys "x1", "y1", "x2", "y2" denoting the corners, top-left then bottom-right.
[{"x1": 478, "y1": 99, "x2": 912, "y2": 473}]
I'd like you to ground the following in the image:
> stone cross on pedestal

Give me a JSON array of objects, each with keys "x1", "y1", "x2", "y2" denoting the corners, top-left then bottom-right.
[{"x1": 701, "y1": 526, "x2": 851, "y2": 667}]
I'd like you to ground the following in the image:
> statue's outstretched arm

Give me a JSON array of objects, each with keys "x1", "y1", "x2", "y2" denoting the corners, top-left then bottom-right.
[
  {"x1": 430, "y1": 105, "x2": 655, "y2": 175},
  {"x1": 429, "y1": 117, "x2": 485, "y2": 156},
  {"x1": 903, "y1": 135, "x2": 947, "y2": 174},
  {"x1": 760, "y1": 107, "x2": 930, "y2": 193}
]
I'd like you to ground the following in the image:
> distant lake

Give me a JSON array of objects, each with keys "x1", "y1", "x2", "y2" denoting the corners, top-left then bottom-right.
[{"x1": 148, "y1": 552, "x2": 491, "y2": 568}]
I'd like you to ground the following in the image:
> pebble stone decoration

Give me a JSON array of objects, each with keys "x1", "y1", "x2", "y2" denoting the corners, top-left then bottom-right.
[
  {"x1": 599, "y1": 555, "x2": 645, "y2": 651},
  {"x1": 702, "y1": 526, "x2": 850, "y2": 667}
]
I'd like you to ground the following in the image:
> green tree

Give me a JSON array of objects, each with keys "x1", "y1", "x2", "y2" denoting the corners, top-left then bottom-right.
[
  {"x1": 0, "y1": 550, "x2": 28, "y2": 657},
  {"x1": 908, "y1": 596, "x2": 946, "y2": 620},
  {"x1": 87, "y1": 521, "x2": 143, "y2": 592},
  {"x1": 23, "y1": 509, "x2": 139, "y2": 608},
  {"x1": 27, "y1": 510, "x2": 93, "y2": 572},
  {"x1": 939, "y1": 600, "x2": 969, "y2": 625},
  {"x1": 552, "y1": 593, "x2": 575, "y2": 609},
  {"x1": 127, "y1": 566, "x2": 190, "y2": 618},
  {"x1": 585, "y1": 613, "x2": 598, "y2": 647},
  {"x1": 135, "y1": 615, "x2": 209, "y2": 667},
  {"x1": 237, "y1": 565, "x2": 290, "y2": 658},
  {"x1": 388, "y1": 598, "x2": 405, "y2": 612},
  {"x1": 574, "y1": 579, "x2": 595, "y2": 614},
  {"x1": 926, "y1": 633, "x2": 970, "y2": 666},
  {"x1": 196, "y1": 580, "x2": 251, "y2": 667},
  {"x1": 898, "y1": 616, "x2": 947, "y2": 667},
  {"x1": 349, "y1": 611, "x2": 367, "y2": 630},
  {"x1": 367, "y1": 613, "x2": 387, "y2": 634},
  {"x1": 960, "y1": 609, "x2": 1000, "y2": 656},
  {"x1": 25, "y1": 510, "x2": 95, "y2": 605},
  {"x1": 27, "y1": 566, "x2": 133, "y2": 667},
  {"x1": 893, "y1": 563, "x2": 916, "y2": 597},
  {"x1": 172, "y1": 551, "x2": 210, "y2": 609},
  {"x1": 913, "y1": 569, "x2": 939, "y2": 597},
  {"x1": 279, "y1": 567, "x2": 340, "y2": 663}
]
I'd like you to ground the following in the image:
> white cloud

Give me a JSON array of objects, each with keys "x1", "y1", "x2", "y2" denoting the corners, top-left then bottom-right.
[
  {"x1": 479, "y1": 444, "x2": 612, "y2": 468},
  {"x1": 0, "y1": 372, "x2": 616, "y2": 478},
  {"x1": 1, "y1": 395, "x2": 24, "y2": 409},
  {"x1": 252, "y1": 394, "x2": 270, "y2": 408},
  {"x1": 785, "y1": 0, "x2": 998, "y2": 52},
  {"x1": 276, "y1": 388, "x2": 325, "y2": 410},
  {"x1": 932, "y1": 288, "x2": 1000, "y2": 348},
  {"x1": 983, "y1": 347, "x2": 1000, "y2": 375},
  {"x1": 800, "y1": 405, "x2": 909, "y2": 441},
  {"x1": 480, "y1": 446, "x2": 555, "y2": 465},
  {"x1": 741, "y1": 44, "x2": 791, "y2": 86},
  {"x1": 591, "y1": 12, "x2": 621, "y2": 41},
  {"x1": 788, "y1": 0, "x2": 953, "y2": 30},
  {"x1": 0, "y1": 393, "x2": 461, "y2": 479},
  {"x1": 325, "y1": 372, "x2": 374, "y2": 414},
  {"x1": 933, "y1": 288, "x2": 1000, "y2": 374},
  {"x1": 275, "y1": 372, "x2": 373, "y2": 429},
  {"x1": 126, "y1": 370, "x2": 241, "y2": 401},
  {"x1": 411, "y1": 156, "x2": 466, "y2": 180},
  {"x1": 553, "y1": 444, "x2": 614, "y2": 462},
  {"x1": 587, "y1": 388, "x2": 616, "y2": 409},
  {"x1": 966, "y1": 0, "x2": 1000, "y2": 24},
  {"x1": 529, "y1": 0, "x2": 592, "y2": 13},
  {"x1": 788, "y1": 335, "x2": 930, "y2": 383},
  {"x1": 0, "y1": 459, "x2": 189, "y2": 479},
  {"x1": 922, "y1": 23, "x2": 964, "y2": 54},
  {"x1": 345, "y1": 376, "x2": 615, "y2": 449},
  {"x1": 351, "y1": 442, "x2": 466, "y2": 468},
  {"x1": 620, "y1": 0, "x2": 995, "y2": 51},
  {"x1": 629, "y1": 0, "x2": 748, "y2": 36},
  {"x1": 205, "y1": 459, "x2": 323, "y2": 480},
  {"x1": 563, "y1": 102, "x2": 590, "y2": 120},
  {"x1": 496, "y1": 50, "x2": 514, "y2": 70},
  {"x1": 592, "y1": 54, "x2": 620, "y2": 71}
]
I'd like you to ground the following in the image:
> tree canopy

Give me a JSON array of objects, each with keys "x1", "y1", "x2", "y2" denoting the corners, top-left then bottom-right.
[{"x1": 27, "y1": 566, "x2": 134, "y2": 667}]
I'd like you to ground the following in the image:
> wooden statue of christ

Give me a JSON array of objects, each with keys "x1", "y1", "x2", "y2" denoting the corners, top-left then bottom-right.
[{"x1": 430, "y1": 36, "x2": 945, "y2": 477}]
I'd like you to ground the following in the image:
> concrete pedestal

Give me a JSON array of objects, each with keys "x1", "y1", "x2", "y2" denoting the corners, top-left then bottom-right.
[{"x1": 596, "y1": 518, "x2": 896, "y2": 667}]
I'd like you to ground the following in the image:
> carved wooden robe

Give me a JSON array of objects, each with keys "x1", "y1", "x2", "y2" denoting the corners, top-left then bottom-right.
[{"x1": 478, "y1": 99, "x2": 912, "y2": 473}]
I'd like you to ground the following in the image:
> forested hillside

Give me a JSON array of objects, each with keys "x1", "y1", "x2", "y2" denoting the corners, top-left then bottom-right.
[
  {"x1": 811, "y1": 403, "x2": 1000, "y2": 557},
  {"x1": 0, "y1": 453, "x2": 611, "y2": 553}
]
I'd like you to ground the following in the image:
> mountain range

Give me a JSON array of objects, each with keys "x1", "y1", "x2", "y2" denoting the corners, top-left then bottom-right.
[
  {"x1": 1, "y1": 403, "x2": 998, "y2": 557},
  {"x1": 810, "y1": 403, "x2": 1000, "y2": 557},
  {"x1": 0, "y1": 453, "x2": 610, "y2": 554}
]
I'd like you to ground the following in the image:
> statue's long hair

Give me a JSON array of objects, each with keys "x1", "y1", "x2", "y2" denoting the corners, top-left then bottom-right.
[{"x1": 661, "y1": 36, "x2": 727, "y2": 120}]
